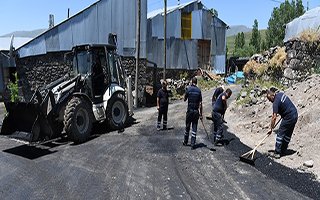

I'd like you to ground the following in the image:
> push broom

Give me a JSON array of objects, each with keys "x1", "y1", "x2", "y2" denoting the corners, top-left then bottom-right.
[{"x1": 239, "y1": 118, "x2": 281, "y2": 165}]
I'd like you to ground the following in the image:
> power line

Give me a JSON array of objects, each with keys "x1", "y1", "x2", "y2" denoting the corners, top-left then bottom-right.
[{"x1": 269, "y1": 0, "x2": 283, "y2": 4}]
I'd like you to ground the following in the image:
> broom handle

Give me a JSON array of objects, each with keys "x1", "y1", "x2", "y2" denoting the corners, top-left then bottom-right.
[
  {"x1": 200, "y1": 118, "x2": 209, "y2": 139},
  {"x1": 252, "y1": 118, "x2": 282, "y2": 152}
]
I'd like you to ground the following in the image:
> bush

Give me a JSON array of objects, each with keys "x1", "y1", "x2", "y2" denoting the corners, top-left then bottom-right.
[
  {"x1": 197, "y1": 78, "x2": 219, "y2": 91},
  {"x1": 299, "y1": 28, "x2": 320, "y2": 43},
  {"x1": 7, "y1": 73, "x2": 20, "y2": 102}
]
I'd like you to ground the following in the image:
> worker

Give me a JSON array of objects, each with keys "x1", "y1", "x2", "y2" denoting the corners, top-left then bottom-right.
[
  {"x1": 211, "y1": 86, "x2": 227, "y2": 123},
  {"x1": 212, "y1": 86, "x2": 224, "y2": 108},
  {"x1": 212, "y1": 88, "x2": 232, "y2": 145},
  {"x1": 183, "y1": 77, "x2": 203, "y2": 150},
  {"x1": 267, "y1": 89, "x2": 298, "y2": 159},
  {"x1": 157, "y1": 80, "x2": 169, "y2": 131}
]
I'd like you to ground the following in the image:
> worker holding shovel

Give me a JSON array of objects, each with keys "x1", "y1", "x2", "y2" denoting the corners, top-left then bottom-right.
[
  {"x1": 212, "y1": 88, "x2": 232, "y2": 146},
  {"x1": 267, "y1": 89, "x2": 298, "y2": 159}
]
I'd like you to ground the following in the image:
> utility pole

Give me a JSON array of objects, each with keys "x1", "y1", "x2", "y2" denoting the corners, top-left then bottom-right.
[
  {"x1": 163, "y1": 0, "x2": 167, "y2": 80},
  {"x1": 134, "y1": 0, "x2": 141, "y2": 108}
]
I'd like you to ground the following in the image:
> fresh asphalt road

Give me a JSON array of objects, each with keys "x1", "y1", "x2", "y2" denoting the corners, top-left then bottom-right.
[{"x1": 0, "y1": 86, "x2": 319, "y2": 200}]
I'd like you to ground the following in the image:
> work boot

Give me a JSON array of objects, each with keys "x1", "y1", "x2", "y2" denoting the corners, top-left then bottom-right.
[
  {"x1": 190, "y1": 136, "x2": 196, "y2": 150},
  {"x1": 183, "y1": 135, "x2": 188, "y2": 146},
  {"x1": 214, "y1": 135, "x2": 223, "y2": 146}
]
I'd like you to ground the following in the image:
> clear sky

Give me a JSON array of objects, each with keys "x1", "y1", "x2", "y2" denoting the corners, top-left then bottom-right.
[{"x1": 0, "y1": 0, "x2": 319, "y2": 36}]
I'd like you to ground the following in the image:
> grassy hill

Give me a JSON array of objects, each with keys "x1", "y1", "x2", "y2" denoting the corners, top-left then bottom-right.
[{"x1": 227, "y1": 29, "x2": 267, "y2": 57}]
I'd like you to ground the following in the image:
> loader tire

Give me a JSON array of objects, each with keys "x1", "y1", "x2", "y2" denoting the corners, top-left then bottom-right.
[
  {"x1": 64, "y1": 97, "x2": 93, "y2": 143},
  {"x1": 106, "y1": 93, "x2": 128, "y2": 130}
]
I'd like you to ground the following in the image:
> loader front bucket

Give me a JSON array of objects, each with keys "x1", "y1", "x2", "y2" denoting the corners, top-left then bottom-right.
[{"x1": 1, "y1": 102, "x2": 42, "y2": 142}]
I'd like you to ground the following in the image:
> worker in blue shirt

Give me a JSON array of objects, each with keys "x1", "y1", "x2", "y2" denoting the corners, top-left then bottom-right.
[
  {"x1": 211, "y1": 86, "x2": 227, "y2": 123},
  {"x1": 183, "y1": 77, "x2": 203, "y2": 150},
  {"x1": 157, "y1": 81, "x2": 169, "y2": 131},
  {"x1": 212, "y1": 88, "x2": 232, "y2": 145},
  {"x1": 267, "y1": 89, "x2": 298, "y2": 159},
  {"x1": 212, "y1": 86, "x2": 224, "y2": 108}
]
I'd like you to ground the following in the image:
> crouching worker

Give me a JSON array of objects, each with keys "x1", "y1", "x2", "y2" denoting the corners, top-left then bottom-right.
[
  {"x1": 157, "y1": 81, "x2": 169, "y2": 131},
  {"x1": 267, "y1": 89, "x2": 298, "y2": 159},
  {"x1": 212, "y1": 88, "x2": 232, "y2": 145},
  {"x1": 183, "y1": 77, "x2": 203, "y2": 150}
]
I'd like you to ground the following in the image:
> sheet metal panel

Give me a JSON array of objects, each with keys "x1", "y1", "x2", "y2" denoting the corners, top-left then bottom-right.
[
  {"x1": 211, "y1": 17, "x2": 226, "y2": 56},
  {"x1": 18, "y1": 35, "x2": 46, "y2": 57},
  {"x1": 140, "y1": 0, "x2": 148, "y2": 58},
  {"x1": 45, "y1": 27, "x2": 60, "y2": 52},
  {"x1": 202, "y1": 10, "x2": 212, "y2": 39},
  {"x1": 147, "y1": 38, "x2": 197, "y2": 70},
  {"x1": 58, "y1": 20, "x2": 74, "y2": 51},
  {"x1": 212, "y1": 54, "x2": 225, "y2": 74},
  {"x1": 192, "y1": 10, "x2": 202, "y2": 39},
  {"x1": 151, "y1": 15, "x2": 163, "y2": 39},
  {"x1": 167, "y1": 10, "x2": 181, "y2": 38},
  {"x1": 83, "y1": 5, "x2": 99, "y2": 44}
]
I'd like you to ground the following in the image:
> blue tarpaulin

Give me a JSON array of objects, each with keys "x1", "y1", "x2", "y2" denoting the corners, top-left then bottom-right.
[{"x1": 226, "y1": 71, "x2": 244, "y2": 84}]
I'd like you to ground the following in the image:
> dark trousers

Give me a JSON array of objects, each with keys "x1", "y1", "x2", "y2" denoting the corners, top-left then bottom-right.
[
  {"x1": 275, "y1": 113, "x2": 298, "y2": 154},
  {"x1": 157, "y1": 108, "x2": 168, "y2": 129},
  {"x1": 212, "y1": 111, "x2": 223, "y2": 140},
  {"x1": 184, "y1": 110, "x2": 200, "y2": 146}
]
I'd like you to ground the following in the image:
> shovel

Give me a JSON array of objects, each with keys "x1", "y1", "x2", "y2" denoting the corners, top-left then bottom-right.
[{"x1": 239, "y1": 118, "x2": 281, "y2": 165}]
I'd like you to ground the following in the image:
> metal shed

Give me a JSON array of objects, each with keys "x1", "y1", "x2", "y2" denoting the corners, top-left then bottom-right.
[
  {"x1": 146, "y1": 0, "x2": 227, "y2": 74},
  {"x1": 17, "y1": 0, "x2": 147, "y2": 58}
]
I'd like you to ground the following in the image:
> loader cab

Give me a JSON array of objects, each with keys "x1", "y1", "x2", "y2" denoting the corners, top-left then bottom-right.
[{"x1": 71, "y1": 44, "x2": 126, "y2": 102}]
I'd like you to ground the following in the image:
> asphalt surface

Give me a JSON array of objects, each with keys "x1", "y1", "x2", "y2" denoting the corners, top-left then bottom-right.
[{"x1": 0, "y1": 87, "x2": 319, "y2": 199}]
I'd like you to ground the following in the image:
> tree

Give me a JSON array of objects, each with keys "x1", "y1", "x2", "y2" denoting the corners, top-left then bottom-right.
[
  {"x1": 261, "y1": 39, "x2": 267, "y2": 52},
  {"x1": 250, "y1": 19, "x2": 261, "y2": 52},
  {"x1": 240, "y1": 32, "x2": 245, "y2": 48},
  {"x1": 266, "y1": 0, "x2": 305, "y2": 48},
  {"x1": 235, "y1": 32, "x2": 245, "y2": 50}
]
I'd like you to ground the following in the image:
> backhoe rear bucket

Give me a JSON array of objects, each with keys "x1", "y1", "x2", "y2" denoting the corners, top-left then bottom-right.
[{"x1": 1, "y1": 102, "x2": 50, "y2": 142}]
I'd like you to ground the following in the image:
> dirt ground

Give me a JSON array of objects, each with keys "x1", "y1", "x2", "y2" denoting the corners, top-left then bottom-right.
[{"x1": 225, "y1": 74, "x2": 320, "y2": 181}]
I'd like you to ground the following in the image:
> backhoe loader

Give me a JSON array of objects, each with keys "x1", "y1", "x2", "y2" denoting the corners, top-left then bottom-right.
[{"x1": 1, "y1": 42, "x2": 133, "y2": 143}]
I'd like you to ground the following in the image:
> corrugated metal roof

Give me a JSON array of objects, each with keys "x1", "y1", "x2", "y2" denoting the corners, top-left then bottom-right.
[{"x1": 17, "y1": 0, "x2": 147, "y2": 58}]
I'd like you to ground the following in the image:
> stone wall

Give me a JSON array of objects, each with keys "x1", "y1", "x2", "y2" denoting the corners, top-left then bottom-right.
[
  {"x1": 15, "y1": 53, "x2": 197, "y2": 106},
  {"x1": 284, "y1": 39, "x2": 320, "y2": 82},
  {"x1": 15, "y1": 52, "x2": 70, "y2": 101}
]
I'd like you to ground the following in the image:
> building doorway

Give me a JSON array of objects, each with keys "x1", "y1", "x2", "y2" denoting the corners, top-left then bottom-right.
[{"x1": 197, "y1": 39, "x2": 211, "y2": 70}]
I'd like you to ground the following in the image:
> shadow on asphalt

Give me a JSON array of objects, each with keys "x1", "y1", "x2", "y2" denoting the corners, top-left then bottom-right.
[
  {"x1": 3, "y1": 144, "x2": 58, "y2": 160},
  {"x1": 222, "y1": 123, "x2": 320, "y2": 199}
]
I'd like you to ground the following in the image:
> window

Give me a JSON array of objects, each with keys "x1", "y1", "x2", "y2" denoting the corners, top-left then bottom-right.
[
  {"x1": 74, "y1": 51, "x2": 90, "y2": 75},
  {"x1": 107, "y1": 52, "x2": 119, "y2": 84}
]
